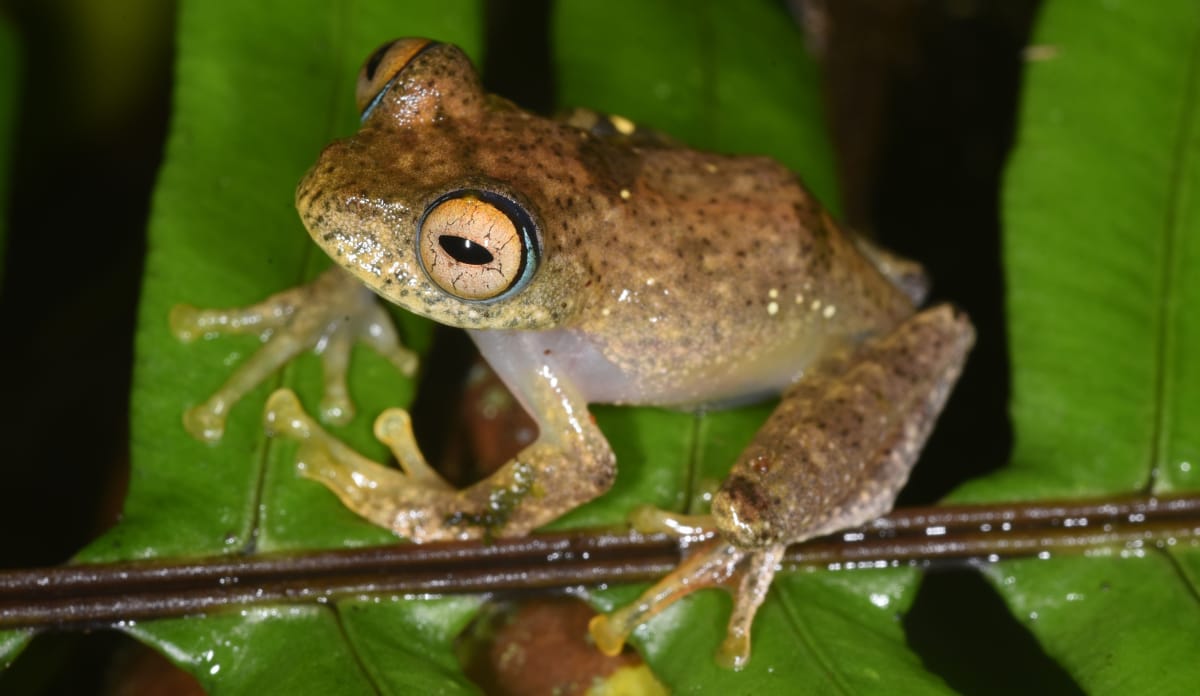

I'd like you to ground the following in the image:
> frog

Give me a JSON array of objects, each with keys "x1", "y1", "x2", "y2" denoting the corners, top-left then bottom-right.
[{"x1": 171, "y1": 38, "x2": 974, "y2": 669}]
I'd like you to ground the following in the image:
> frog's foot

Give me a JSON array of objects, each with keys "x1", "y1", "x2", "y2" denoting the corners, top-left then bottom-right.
[
  {"x1": 589, "y1": 510, "x2": 784, "y2": 671},
  {"x1": 171, "y1": 267, "x2": 417, "y2": 442},
  {"x1": 264, "y1": 388, "x2": 508, "y2": 541}
]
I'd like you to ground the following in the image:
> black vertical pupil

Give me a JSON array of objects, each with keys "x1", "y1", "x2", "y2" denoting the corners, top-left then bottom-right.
[{"x1": 439, "y1": 236, "x2": 494, "y2": 265}]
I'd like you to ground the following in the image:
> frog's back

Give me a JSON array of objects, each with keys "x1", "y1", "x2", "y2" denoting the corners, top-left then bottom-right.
[{"x1": 558, "y1": 144, "x2": 916, "y2": 406}]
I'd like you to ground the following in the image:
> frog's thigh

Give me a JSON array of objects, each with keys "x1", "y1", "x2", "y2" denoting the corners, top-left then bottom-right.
[{"x1": 714, "y1": 303, "x2": 974, "y2": 548}]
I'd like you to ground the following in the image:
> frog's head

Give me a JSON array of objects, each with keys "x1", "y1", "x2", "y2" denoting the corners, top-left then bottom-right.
[{"x1": 296, "y1": 39, "x2": 591, "y2": 332}]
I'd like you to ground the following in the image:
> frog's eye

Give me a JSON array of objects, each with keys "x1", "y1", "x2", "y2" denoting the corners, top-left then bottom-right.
[
  {"x1": 417, "y1": 190, "x2": 540, "y2": 302},
  {"x1": 356, "y1": 38, "x2": 437, "y2": 120}
]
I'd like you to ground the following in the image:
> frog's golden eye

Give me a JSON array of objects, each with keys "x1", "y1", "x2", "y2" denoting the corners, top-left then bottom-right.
[
  {"x1": 417, "y1": 190, "x2": 540, "y2": 302},
  {"x1": 357, "y1": 38, "x2": 437, "y2": 119}
]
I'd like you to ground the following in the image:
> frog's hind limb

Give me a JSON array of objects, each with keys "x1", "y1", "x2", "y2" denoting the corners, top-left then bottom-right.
[
  {"x1": 591, "y1": 304, "x2": 974, "y2": 669},
  {"x1": 849, "y1": 230, "x2": 930, "y2": 306},
  {"x1": 171, "y1": 267, "x2": 417, "y2": 442},
  {"x1": 589, "y1": 532, "x2": 783, "y2": 671}
]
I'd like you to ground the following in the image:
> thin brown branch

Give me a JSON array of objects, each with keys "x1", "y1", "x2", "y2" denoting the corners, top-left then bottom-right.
[{"x1": 3, "y1": 493, "x2": 1198, "y2": 631}]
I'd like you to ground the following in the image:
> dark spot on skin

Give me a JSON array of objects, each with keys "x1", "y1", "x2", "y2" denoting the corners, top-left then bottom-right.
[
  {"x1": 543, "y1": 349, "x2": 551, "y2": 355},
  {"x1": 750, "y1": 455, "x2": 773, "y2": 475},
  {"x1": 593, "y1": 466, "x2": 616, "y2": 490},
  {"x1": 720, "y1": 475, "x2": 769, "y2": 522}
]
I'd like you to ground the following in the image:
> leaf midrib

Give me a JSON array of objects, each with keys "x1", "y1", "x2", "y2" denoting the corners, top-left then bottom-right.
[
  {"x1": 1150, "y1": 7, "x2": 1200, "y2": 492},
  {"x1": 242, "y1": 4, "x2": 355, "y2": 556},
  {"x1": 775, "y1": 590, "x2": 854, "y2": 695},
  {"x1": 235, "y1": 6, "x2": 390, "y2": 694}
]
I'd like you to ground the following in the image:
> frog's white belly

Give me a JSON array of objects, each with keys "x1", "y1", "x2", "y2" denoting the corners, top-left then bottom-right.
[{"x1": 470, "y1": 327, "x2": 835, "y2": 410}]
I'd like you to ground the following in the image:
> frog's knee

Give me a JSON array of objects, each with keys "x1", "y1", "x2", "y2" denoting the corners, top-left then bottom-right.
[{"x1": 712, "y1": 474, "x2": 786, "y2": 548}]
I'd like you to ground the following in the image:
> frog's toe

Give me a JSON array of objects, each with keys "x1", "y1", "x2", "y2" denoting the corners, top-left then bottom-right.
[
  {"x1": 169, "y1": 288, "x2": 296, "y2": 343},
  {"x1": 168, "y1": 304, "x2": 203, "y2": 342},
  {"x1": 587, "y1": 613, "x2": 630, "y2": 658},
  {"x1": 628, "y1": 505, "x2": 715, "y2": 539},
  {"x1": 264, "y1": 389, "x2": 315, "y2": 439},
  {"x1": 183, "y1": 399, "x2": 228, "y2": 443},
  {"x1": 373, "y1": 408, "x2": 450, "y2": 489},
  {"x1": 716, "y1": 545, "x2": 783, "y2": 670},
  {"x1": 317, "y1": 330, "x2": 355, "y2": 425},
  {"x1": 589, "y1": 538, "x2": 782, "y2": 670},
  {"x1": 173, "y1": 268, "x2": 419, "y2": 442},
  {"x1": 264, "y1": 389, "x2": 460, "y2": 538},
  {"x1": 318, "y1": 394, "x2": 354, "y2": 425},
  {"x1": 360, "y1": 302, "x2": 419, "y2": 377},
  {"x1": 589, "y1": 539, "x2": 743, "y2": 655}
]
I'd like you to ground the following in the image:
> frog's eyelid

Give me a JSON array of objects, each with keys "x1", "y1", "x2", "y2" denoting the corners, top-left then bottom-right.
[
  {"x1": 360, "y1": 76, "x2": 399, "y2": 122},
  {"x1": 362, "y1": 41, "x2": 395, "y2": 82},
  {"x1": 359, "y1": 40, "x2": 442, "y2": 123}
]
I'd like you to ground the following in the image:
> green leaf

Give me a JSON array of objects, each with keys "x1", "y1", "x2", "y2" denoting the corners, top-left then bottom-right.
[
  {"x1": 32, "y1": 0, "x2": 1200, "y2": 692},
  {"x1": 552, "y1": 0, "x2": 838, "y2": 210},
  {"x1": 94, "y1": 0, "x2": 482, "y2": 563},
  {"x1": 73, "y1": 1, "x2": 485, "y2": 692},
  {"x1": 0, "y1": 631, "x2": 27, "y2": 672},
  {"x1": 8, "y1": 0, "x2": 949, "y2": 691},
  {"x1": 951, "y1": 1, "x2": 1200, "y2": 692}
]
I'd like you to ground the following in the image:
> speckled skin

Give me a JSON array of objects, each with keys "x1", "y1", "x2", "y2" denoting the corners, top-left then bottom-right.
[
  {"x1": 296, "y1": 41, "x2": 915, "y2": 407},
  {"x1": 180, "y1": 39, "x2": 975, "y2": 667},
  {"x1": 288, "y1": 36, "x2": 976, "y2": 543}
]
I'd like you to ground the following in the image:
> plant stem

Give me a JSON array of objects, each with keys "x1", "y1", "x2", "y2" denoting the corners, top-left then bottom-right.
[{"x1": 2, "y1": 493, "x2": 1198, "y2": 631}]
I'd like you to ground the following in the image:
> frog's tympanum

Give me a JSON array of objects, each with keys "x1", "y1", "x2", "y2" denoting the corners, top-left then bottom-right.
[{"x1": 172, "y1": 39, "x2": 973, "y2": 669}]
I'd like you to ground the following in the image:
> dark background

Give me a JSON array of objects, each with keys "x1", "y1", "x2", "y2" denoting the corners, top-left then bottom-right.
[{"x1": 0, "y1": 0, "x2": 1081, "y2": 693}]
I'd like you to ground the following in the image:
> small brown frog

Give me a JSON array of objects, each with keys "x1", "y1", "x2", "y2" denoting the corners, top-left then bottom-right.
[{"x1": 172, "y1": 38, "x2": 973, "y2": 669}]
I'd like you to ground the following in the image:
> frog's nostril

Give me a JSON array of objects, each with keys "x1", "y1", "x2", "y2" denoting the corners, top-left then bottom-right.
[{"x1": 439, "y1": 235, "x2": 494, "y2": 265}]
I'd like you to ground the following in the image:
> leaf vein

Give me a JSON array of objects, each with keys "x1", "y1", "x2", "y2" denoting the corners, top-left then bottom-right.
[
  {"x1": 1150, "y1": 6, "x2": 1200, "y2": 489},
  {"x1": 775, "y1": 589, "x2": 855, "y2": 695}
]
